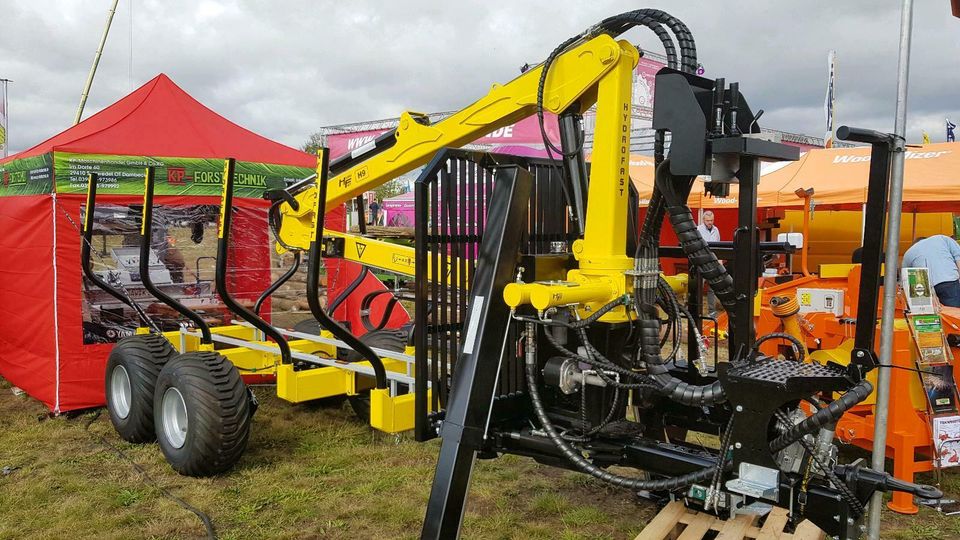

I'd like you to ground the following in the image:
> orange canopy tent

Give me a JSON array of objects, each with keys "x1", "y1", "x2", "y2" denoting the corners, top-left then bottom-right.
[
  {"x1": 627, "y1": 153, "x2": 806, "y2": 209},
  {"x1": 628, "y1": 142, "x2": 960, "y2": 211}
]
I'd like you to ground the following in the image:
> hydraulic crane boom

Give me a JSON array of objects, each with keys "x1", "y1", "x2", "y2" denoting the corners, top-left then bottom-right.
[{"x1": 275, "y1": 32, "x2": 638, "y2": 266}]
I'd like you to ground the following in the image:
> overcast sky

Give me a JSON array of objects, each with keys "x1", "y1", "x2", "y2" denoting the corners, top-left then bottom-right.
[{"x1": 2, "y1": 1, "x2": 958, "y2": 154}]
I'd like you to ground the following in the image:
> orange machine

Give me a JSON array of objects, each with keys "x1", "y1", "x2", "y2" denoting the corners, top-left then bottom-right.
[{"x1": 755, "y1": 263, "x2": 957, "y2": 514}]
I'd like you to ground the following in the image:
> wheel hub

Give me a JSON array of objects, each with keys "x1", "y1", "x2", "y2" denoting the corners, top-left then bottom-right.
[
  {"x1": 110, "y1": 365, "x2": 132, "y2": 419},
  {"x1": 161, "y1": 387, "x2": 188, "y2": 449}
]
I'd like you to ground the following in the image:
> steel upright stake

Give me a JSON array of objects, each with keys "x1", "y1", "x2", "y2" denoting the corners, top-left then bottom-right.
[{"x1": 868, "y1": 0, "x2": 913, "y2": 538}]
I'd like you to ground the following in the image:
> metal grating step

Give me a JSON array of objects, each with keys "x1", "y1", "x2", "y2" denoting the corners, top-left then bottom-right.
[{"x1": 727, "y1": 359, "x2": 847, "y2": 391}]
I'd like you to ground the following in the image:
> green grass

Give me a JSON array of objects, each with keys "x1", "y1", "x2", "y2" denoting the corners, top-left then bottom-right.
[
  {"x1": 3, "y1": 376, "x2": 960, "y2": 539},
  {"x1": 0, "y1": 378, "x2": 647, "y2": 539}
]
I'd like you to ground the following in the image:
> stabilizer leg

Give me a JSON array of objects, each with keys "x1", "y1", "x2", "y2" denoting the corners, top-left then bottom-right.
[{"x1": 420, "y1": 166, "x2": 533, "y2": 540}]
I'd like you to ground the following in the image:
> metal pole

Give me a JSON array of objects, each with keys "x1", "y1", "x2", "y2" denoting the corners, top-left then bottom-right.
[
  {"x1": 867, "y1": 0, "x2": 913, "y2": 538},
  {"x1": 74, "y1": 0, "x2": 120, "y2": 125},
  {"x1": 1, "y1": 78, "x2": 10, "y2": 158}
]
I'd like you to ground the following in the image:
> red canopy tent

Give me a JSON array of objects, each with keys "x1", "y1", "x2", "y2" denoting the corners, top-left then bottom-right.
[{"x1": 0, "y1": 74, "x2": 406, "y2": 412}]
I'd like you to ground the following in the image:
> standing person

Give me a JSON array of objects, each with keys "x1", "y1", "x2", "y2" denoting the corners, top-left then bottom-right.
[
  {"x1": 697, "y1": 210, "x2": 721, "y2": 317},
  {"x1": 901, "y1": 235, "x2": 960, "y2": 307},
  {"x1": 696, "y1": 210, "x2": 721, "y2": 243},
  {"x1": 948, "y1": 119, "x2": 956, "y2": 143},
  {"x1": 369, "y1": 199, "x2": 380, "y2": 225}
]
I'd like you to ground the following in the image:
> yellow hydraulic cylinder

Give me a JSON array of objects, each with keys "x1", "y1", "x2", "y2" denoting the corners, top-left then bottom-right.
[
  {"x1": 504, "y1": 280, "x2": 618, "y2": 311},
  {"x1": 662, "y1": 273, "x2": 688, "y2": 298}
]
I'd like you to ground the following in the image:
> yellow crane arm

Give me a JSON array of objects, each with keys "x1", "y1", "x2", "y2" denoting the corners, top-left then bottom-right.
[
  {"x1": 320, "y1": 230, "x2": 467, "y2": 287},
  {"x1": 276, "y1": 33, "x2": 637, "y2": 252}
]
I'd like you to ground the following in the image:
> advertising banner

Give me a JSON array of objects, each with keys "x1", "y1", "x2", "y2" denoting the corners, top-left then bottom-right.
[
  {"x1": 0, "y1": 153, "x2": 54, "y2": 196},
  {"x1": 634, "y1": 56, "x2": 664, "y2": 110},
  {"x1": 54, "y1": 152, "x2": 313, "y2": 198},
  {"x1": 327, "y1": 114, "x2": 561, "y2": 160}
]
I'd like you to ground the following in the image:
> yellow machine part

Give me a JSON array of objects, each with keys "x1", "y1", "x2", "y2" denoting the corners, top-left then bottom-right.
[
  {"x1": 662, "y1": 273, "x2": 688, "y2": 298},
  {"x1": 810, "y1": 328, "x2": 925, "y2": 409},
  {"x1": 276, "y1": 363, "x2": 355, "y2": 402},
  {"x1": 503, "y1": 273, "x2": 687, "y2": 324},
  {"x1": 163, "y1": 325, "x2": 255, "y2": 354},
  {"x1": 158, "y1": 323, "x2": 423, "y2": 434},
  {"x1": 370, "y1": 388, "x2": 433, "y2": 434}
]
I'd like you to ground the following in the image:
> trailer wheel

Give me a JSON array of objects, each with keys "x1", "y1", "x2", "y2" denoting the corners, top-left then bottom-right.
[
  {"x1": 344, "y1": 329, "x2": 408, "y2": 423},
  {"x1": 105, "y1": 334, "x2": 178, "y2": 443},
  {"x1": 154, "y1": 351, "x2": 251, "y2": 477},
  {"x1": 292, "y1": 318, "x2": 321, "y2": 335}
]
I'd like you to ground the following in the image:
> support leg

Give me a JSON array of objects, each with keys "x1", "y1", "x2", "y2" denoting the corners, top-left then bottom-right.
[{"x1": 420, "y1": 166, "x2": 533, "y2": 540}]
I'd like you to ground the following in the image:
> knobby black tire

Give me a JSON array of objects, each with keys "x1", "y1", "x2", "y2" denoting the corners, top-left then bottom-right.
[
  {"x1": 105, "y1": 334, "x2": 178, "y2": 443},
  {"x1": 154, "y1": 351, "x2": 251, "y2": 477}
]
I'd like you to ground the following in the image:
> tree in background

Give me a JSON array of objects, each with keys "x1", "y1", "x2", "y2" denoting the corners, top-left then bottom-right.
[{"x1": 301, "y1": 132, "x2": 324, "y2": 157}]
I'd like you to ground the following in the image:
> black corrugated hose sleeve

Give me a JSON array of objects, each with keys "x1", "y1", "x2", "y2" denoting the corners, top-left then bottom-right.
[
  {"x1": 641, "y1": 319, "x2": 726, "y2": 406},
  {"x1": 655, "y1": 161, "x2": 737, "y2": 311},
  {"x1": 595, "y1": 10, "x2": 698, "y2": 74},
  {"x1": 525, "y1": 357, "x2": 715, "y2": 490},
  {"x1": 769, "y1": 379, "x2": 873, "y2": 453},
  {"x1": 635, "y1": 187, "x2": 727, "y2": 406},
  {"x1": 645, "y1": 22, "x2": 678, "y2": 70}
]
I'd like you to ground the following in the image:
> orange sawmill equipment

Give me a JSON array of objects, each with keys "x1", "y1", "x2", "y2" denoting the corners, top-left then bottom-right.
[{"x1": 756, "y1": 264, "x2": 960, "y2": 514}]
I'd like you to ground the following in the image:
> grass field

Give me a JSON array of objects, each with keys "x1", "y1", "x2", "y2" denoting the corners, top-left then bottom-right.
[{"x1": 1, "y1": 376, "x2": 959, "y2": 540}]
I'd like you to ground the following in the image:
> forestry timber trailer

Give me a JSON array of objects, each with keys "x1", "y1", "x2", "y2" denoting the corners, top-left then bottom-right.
[{"x1": 85, "y1": 9, "x2": 938, "y2": 538}]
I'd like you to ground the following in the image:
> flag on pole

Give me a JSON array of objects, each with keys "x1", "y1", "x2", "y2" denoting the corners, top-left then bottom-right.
[
  {"x1": 948, "y1": 119, "x2": 957, "y2": 143},
  {"x1": 824, "y1": 50, "x2": 837, "y2": 148}
]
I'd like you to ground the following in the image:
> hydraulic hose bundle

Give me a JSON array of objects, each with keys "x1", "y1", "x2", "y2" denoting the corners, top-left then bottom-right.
[
  {"x1": 633, "y1": 165, "x2": 728, "y2": 406},
  {"x1": 519, "y1": 10, "x2": 884, "y2": 498},
  {"x1": 654, "y1": 162, "x2": 737, "y2": 311}
]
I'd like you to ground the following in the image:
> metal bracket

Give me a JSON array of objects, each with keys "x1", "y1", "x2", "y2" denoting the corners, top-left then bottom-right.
[
  {"x1": 726, "y1": 463, "x2": 780, "y2": 501},
  {"x1": 322, "y1": 236, "x2": 346, "y2": 258}
]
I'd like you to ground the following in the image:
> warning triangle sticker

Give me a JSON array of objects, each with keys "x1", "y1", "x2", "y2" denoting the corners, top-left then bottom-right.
[{"x1": 356, "y1": 242, "x2": 367, "y2": 258}]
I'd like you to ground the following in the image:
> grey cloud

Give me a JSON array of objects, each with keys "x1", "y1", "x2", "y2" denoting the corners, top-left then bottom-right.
[{"x1": 1, "y1": 1, "x2": 957, "y2": 154}]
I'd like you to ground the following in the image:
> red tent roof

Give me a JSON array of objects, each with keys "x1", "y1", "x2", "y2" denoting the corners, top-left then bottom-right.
[{"x1": 1, "y1": 74, "x2": 315, "y2": 168}]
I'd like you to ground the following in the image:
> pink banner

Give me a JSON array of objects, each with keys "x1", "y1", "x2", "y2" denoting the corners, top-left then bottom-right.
[
  {"x1": 328, "y1": 129, "x2": 387, "y2": 160},
  {"x1": 326, "y1": 114, "x2": 561, "y2": 160},
  {"x1": 633, "y1": 56, "x2": 666, "y2": 111}
]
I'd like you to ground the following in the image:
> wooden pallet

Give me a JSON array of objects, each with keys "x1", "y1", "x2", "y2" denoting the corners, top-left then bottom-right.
[{"x1": 636, "y1": 501, "x2": 824, "y2": 540}]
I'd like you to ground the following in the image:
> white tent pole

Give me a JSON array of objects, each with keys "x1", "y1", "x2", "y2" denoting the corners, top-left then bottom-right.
[
  {"x1": 74, "y1": 0, "x2": 120, "y2": 125},
  {"x1": 51, "y1": 194, "x2": 61, "y2": 414}
]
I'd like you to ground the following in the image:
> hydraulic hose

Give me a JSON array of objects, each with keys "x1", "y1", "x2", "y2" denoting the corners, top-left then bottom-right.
[
  {"x1": 755, "y1": 332, "x2": 806, "y2": 363},
  {"x1": 525, "y1": 324, "x2": 715, "y2": 490},
  {"x1": 360, "y1": 288, "x2": 402, "y2": 333},
  {"x1": 253, "y1": 251, "x2": 301, "y2": 317},
  {"x1": 542, "y1": 327, "x2": 656, "y2": 389},
  {"x1": 536, "y1": 9, "x2": 696, "y2": 160},
  {"x1": 595, "y1": 10, "x2": 697, "y2": 73},
  {"x1": 640, "y1": 319, "x2": 725, "y2": 406},
  {"x1": 770, "y1": 379, "x2": 873, "y2": 453}
]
